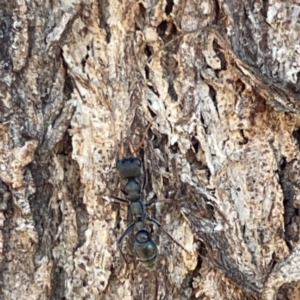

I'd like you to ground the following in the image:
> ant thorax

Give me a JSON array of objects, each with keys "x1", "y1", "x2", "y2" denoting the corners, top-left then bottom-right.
[
  {"x1": 124, "y1": 178, "x2": 142, "y2": 201},
  {"x1": 129, "y1": 200, "x2": 146, "y2": 220},
  {"x1": 134, "y1": 220, "x2": 147, "y2": 232}
]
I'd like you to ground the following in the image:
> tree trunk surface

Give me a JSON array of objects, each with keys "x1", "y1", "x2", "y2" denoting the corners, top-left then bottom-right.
[{"x1": 1, "y1": 0, "x2": 300, "y2": 299}]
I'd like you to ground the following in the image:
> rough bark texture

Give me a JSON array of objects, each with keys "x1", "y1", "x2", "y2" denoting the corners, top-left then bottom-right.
[{"x1": 1, "y1": 0, "x2": 300, "y2": 299}]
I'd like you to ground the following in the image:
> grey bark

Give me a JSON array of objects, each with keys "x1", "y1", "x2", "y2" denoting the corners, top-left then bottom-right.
[{"x1": 1, "y1": 0, "x2": 300, "y2": 299}]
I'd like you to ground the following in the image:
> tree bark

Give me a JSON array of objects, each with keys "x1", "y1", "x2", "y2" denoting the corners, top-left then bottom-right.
[{"x1": 1, "y1": 0, "x2": 300, "y2": 299}]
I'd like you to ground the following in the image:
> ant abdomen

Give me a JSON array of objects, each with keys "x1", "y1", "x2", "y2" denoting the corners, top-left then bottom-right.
[{"x1": 134, "y1": 230, "x2": 158, "y2": 269}]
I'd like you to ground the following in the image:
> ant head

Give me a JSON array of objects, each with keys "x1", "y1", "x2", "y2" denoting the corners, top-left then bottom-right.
[{"x1": 116, "y1": 157, "x2": 143, "y2": 179}]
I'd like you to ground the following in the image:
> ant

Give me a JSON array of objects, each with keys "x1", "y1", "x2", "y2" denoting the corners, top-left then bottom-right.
[{"x1": 110, "y1": 139, "x2": 189, "y2": 268}]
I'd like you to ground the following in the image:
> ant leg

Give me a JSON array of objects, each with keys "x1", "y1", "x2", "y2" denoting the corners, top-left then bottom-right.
[
  {"x1": 128, "y1": 140, "x2": 138, "y2": 157},
  {"x1": 146, "y1": 215, "x2": 191, "y2": 255},
  {"x1": 117, "y1": 222, "x2": 135, "y2": 264},
  {"x1": 146, "y1": 198, "x2": 172, "y2": 208},
  {"x1": 145, "y1": 199, "x2": 155, "y2": 208},
  {"x1": 142, "y1": 139, "x2": 149, "y2": 191},
  {"x1": 109, "y1": 195, "x2": 129, "y2": 204}
]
